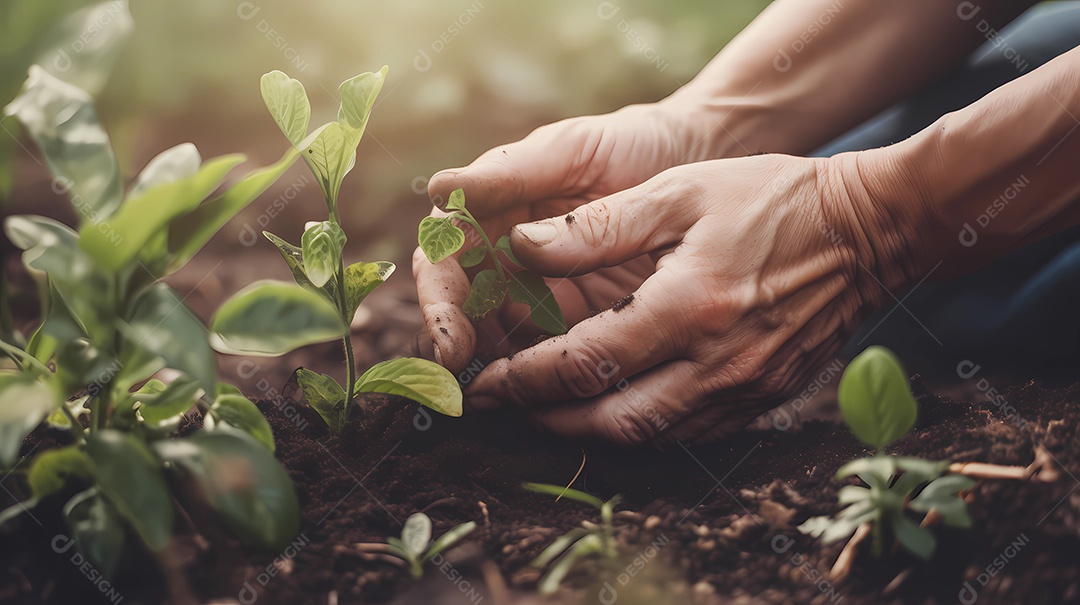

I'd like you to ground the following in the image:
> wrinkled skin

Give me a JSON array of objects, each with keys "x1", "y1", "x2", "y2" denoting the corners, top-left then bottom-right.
[{"x1": 413, "y1": 108, "x2": 885, "y2": 446}]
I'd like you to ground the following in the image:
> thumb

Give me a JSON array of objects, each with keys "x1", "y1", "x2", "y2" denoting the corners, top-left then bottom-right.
[
  {"x1": 428, "y1": 119, "x2": 588, "y2": 217},
  {"x1": 509, "y1": 175, "x2": 701, "y2": 277}
]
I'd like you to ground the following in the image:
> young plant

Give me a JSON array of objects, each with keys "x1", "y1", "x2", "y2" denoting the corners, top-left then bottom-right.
[
  {"x1": 209, "y1": 68, "x2": 462, "y2": 433},
  {"x1": 523, "y1": 482, "x2": 621, "y2": 595},
  {"x1": 798, "y1": 347, "x2": 974, "y2": 560},
  {"x1": 417, "y1": 189, "x2": 567, "y2": 334},
  {"x1": 0, "y1": 65, "x2": 302, "y2": 577},
  {"x1": 383, "y1": 512, "x2": 477, "y2": 579}
]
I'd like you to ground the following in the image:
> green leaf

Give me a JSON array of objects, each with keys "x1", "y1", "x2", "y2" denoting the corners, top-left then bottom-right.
[
  {"x1": 445, "y1": 188, "x2": 466, "y2": 212},
  {"x1": 154, "y1": 432, "x2": 299, "y2": 551},
  {"x1": 495, "y1": 235, "x2": 521, "y2": 266},
  {"x1": 296, "y1": 368, "x2": 347, "y2": 433},
  {"x1": 458, "y1": 247, "x2": 487, "y2": 268},
  {"x1": 344, "y1": 261, "x2": 395, "y2": 319},
  {"x1": 261, "y1": 70, "x2": 311, "y2": 147},
  {"x1": 836, "y1": 456, "x2": 896, "y2": 484},
  {"x1": 5, "y1": 66, "x2": 122, "y2": 222},
  {"x1": 891, "y1": 514, "x2": 935, "y2": 560},
  {"x1": 210, "y1": 281, "x2": 345, "y2": 356},
  {"x1": 463, "y1": 269, "x2": 507, "y2": 321},
  {"x1": 130, "y1": 377, "x2": 201, "y2": 425},
  {"x1": 85, "y1": 430, "x2": 173, "y2": 552},
  {"x1": 301, "y1": 221, "x2": 346, "y2": 288},
  {"x1": 81, "y1": 154, "x2": 246, "y2": 272},
  {"x1": 130, "y1": 143, "x2": 201, "y2": 197},
  {"x1": 166, "y1": 148, "x2": 300, "y2": 274},
  {"x1": 401, "y1": 512, "x2": 432, "y2": 558},
  {"x1": 837, "y1": 485, "x2": 870, "y2": 505},
  {"x1": 32, "y1": 0, "x2": 133, "y2": 96},
  {"x1": 522, "y1": 483, "x2": 604, "y2": 509},
  {"x1": 353, "y1": 357, "x2": 462, "y2": 417},
  {"x1": 530, "y1": 527, "x2": 589, "y2": 568},
  {"x1": 423, "y1": 521, "x2": 476, "y2": 562},
  {"x1": 538, "y1": 533, "x2": 604, "y2": 595},
  {"x1": 508, "y1": 270, "x2": 566, "y2": 334},
  {"x1": 300, "y1": 122, "x2": 354, "y2": 207},
  {"x1": 417, "y1": 216, "x2": 466, "y2": 264},
  {"x1": 208, "y1": 393, "x2": 275, "y2": 452},
  {"x1": 28, "y1": 446, "x2": 94, "y2": 500},
  {"x1": 62, "y1": 487, "x2": 125, "y2": 580},
  {"x1": 0, "y1": 372, "x2": 59, "y2": 466},
  {"x1": 121, "y1": 283, "x2": 216, "y2": 395},
  {"x1": 5, "y1": 215, "x2": 113, "y2": 344},
  {"x1": 837, "y1": 347, "x2": 918, "y2": 450},
  {"x1": 262, "y1": 230, "x2": 330, "y2": 297},
  {"x1": 337, "y1": 66, "x2": 388, "y2": 133}
]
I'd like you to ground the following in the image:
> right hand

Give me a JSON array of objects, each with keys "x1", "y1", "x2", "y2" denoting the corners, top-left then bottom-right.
[{"x1": 413, "y1": 101, "x2": 716, "y2": 372}]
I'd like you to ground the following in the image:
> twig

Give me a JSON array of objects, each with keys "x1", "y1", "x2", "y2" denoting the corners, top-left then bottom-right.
[
  {"x1": 830, "y1": 523, "x2": 871, "y2": 581},
  {"x1": 556, "y1": 449, "x2": 587, "y2": 503},
  {"x1": 949, "y1": 444, "x2": 1060, "y2": 483}
]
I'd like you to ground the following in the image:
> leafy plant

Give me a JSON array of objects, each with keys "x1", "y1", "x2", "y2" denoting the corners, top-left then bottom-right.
[
  {"x1": 798, "y1": 347, "x2": 974, "y2": 560},
  {"x1": 418, "y1": 189, "x2": 567, "y2": 335},
  {"x1": 383, "y1": 512, "x2": 477, "y2": 579},
  {"x1": 209, "y1": 68, "x2": 462, "y2": 433},
  {"x1": 523, "y1": 482, "x2": 621, "y2": 595},
  {"x1": 0, "y1": 65, "x2": 302, "y2": 577}
]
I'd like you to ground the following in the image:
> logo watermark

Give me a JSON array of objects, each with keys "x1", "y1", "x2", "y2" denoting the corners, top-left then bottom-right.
[
  {"x1": 771, "y1": 533, "x2": 843, "y2": 603},
  {"x1": 52, "y1": 534, "x2": 124, "y2": 604},
  {"x1": 958, "y1": 533, "x2": 1029, "y2": 604},
  {"x1": 239, "y1": 174, "x2": 311, "y2": 246},
  {"x1": 597, "y1": 2, "x2": 669, "y2": 72},
  {"x1": 238, "y1": 533, "x2": 310, "y2": 604},
  {"x1": 598, "y1": 533, "x2": 670, "y2": 604},
  {"x1": 958, "y1": 175, "x2": 1030, "y2": 247},
  {"x1": 237, "y1": 2, "x2": 311, "y2": 73},
  {"x1": 774, "y1": 0, "x2": 844, "y2": 72},
  {"x1": 414, "y1": 1, "x2": 484, "y2": 72},
  {"x1": 772, "y1": 358, "x2": 843, "y2": 430},
  {"x1": 957, "y1": 3, "x2": 1030, "y2": 73}
]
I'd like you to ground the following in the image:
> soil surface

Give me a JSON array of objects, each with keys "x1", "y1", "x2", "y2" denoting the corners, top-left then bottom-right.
[{"x1": 2, "y1": 371, "x2": 1079, "y2": 605}]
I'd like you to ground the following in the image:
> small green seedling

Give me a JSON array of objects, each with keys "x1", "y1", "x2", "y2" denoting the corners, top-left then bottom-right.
[
  {"x1": 384, "y1": 512, "x2": 477, "y2": 579},
  {"x1": 523, "y1": 482, "x2": 621, "y2": 595},
  {"x1": 418, "y1": 189, "x2": 567, "y2": 334},
  {"x1": 798, "y1": 347, "x2": 974, "y2": 560},
  {"x1": 210, "y1": 68, "x2": 462, "y2": 433},
  {"x1": 1, "y1": 57, "x2": 301, "y2": 578}
]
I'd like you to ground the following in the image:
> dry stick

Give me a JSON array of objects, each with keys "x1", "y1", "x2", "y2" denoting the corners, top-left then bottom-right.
[
  {"x1": 555, "y1": 448, "x2": 587, "y2": 503},
  {"x1": 949, "y1": 444, "x2": 1060, "y2": 483},
  {"x1": 829, "y1": 523, "x2": 872, "y2": 581}
]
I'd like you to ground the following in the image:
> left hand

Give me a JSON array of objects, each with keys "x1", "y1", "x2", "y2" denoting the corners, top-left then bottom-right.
[{"x1": 463, "y1": 153, "x2": 912, "y2": 447}]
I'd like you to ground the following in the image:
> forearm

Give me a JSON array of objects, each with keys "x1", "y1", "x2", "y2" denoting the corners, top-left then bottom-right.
[
  {"x1": 664, "y1": 0, "x2": 1034, "y2": 158},
  {"x1": 841, "y1": 44, "x2": 1080, "y2": 293}
]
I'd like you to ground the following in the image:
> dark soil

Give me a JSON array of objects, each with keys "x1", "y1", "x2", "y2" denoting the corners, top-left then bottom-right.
[{"x1": 3, "y1": 373, "x2": 1079, "y2": 605}]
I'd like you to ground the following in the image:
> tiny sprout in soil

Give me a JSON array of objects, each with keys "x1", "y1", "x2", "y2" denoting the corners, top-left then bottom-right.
[
  {"x1": 523, "y1": 482, "x2": 622, "y2": 595},
  {"x1": 381, "y1": 512, "x2": 477, "y2": 579},
  {"x1": 417, "y1": 189, "x2": 567, "y2": 335},
  {"x1": 209, "y1": 68, "x2": 462, "y2": 433}
]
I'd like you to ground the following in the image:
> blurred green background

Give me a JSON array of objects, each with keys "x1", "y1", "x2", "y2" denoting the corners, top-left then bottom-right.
[{"x1": 2, "y1": 0, "x2": 769, "y2": 264}]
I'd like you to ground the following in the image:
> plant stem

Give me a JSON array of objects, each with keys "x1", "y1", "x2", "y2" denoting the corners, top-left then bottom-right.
[
  {"x1": 59, "y1": 404, "x2": 86, "y2": 444},
  {"x1": 457, "y1": 210, "x2": 505, "y2": 281}
]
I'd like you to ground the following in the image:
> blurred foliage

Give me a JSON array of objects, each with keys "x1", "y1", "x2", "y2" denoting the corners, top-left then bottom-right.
[{"x1": 3, "y1": 0, "x2": 768, "y2": 257}]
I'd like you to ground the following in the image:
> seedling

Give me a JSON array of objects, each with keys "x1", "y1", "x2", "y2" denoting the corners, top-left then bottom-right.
[
  {"x1": 798, "y1": 347, "x2": 974, "y2": 561},
  {"x1": 0, "y1": 64, "x2": 302, "y2": 577},
  {"x1": 209, "y1": 68, "x2": 462, "y2": 433},
  {"x1": 382, "y1": 512, "x2": 477, "y2": 579},
  {"x1": 418, "y1": 189, "x2": 567, "y2": 334},
  {"x1": 523, "y1": 482, "x2": 621, "y2": 595}
]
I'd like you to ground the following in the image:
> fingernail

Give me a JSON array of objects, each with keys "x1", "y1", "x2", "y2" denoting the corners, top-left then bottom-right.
[
  {"x1": 433, "y1": 168, "x2": 465, "y2": 180},
  {"x1": 515, "y1": 221, "x2": 559, "y2": 246},
  {"x1": 432, "y1": 341, "x2": 443, "y2": 365}
]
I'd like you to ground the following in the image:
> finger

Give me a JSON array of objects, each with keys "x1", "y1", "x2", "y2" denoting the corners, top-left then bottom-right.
[
  {"x1": 509, "y1": 176, "x2": 701, "y2": 277},
  {"x1": 412, "y1": 243, "x2": 475, "y2": 373},
  {"x1": 428, "y1": 120, "x2": 586, "y2": 217},
  {"x1": 527, "y1": 361, "x2": 703, "y2": 447},
  {"x1": 464, "y1": 266, "x2": 691, "y2": 409}
]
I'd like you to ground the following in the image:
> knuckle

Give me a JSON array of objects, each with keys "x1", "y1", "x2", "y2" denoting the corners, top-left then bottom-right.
[
  {"x1": 604, "y1": 405, "x2": 659, "y2": 447},
  {"x1": 554, "y1": 341, "x2": 620, "y2": 400},
  {"x1": 579, "y1": 200, "x2": 615, "y2": 250},
  {"x1": 411, "y1": 246, "x2": 429, "y2": 273}
]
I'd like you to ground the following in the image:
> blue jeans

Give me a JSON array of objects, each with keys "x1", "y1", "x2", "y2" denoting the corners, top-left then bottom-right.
[{"x1": 815, "y1": 3, "x2": 1080, "y2": 378}]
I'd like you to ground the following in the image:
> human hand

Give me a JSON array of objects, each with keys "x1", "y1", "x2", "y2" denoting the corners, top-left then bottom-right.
[
  {"x1": 413, "y1": 101, "x2": 722, "y2": 372},
  {"x1": 458, "y1": 153, "x2": 921, "y2": 446}
]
